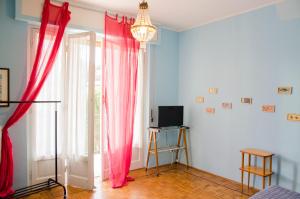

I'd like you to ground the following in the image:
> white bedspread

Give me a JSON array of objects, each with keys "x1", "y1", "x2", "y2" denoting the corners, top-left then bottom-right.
[{"x1": 250, "y1": 186, "x2": 300, "y2": 199}]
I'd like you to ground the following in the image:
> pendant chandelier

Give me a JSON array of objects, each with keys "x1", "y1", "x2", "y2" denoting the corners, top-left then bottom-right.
[{"x1": 131, "y1": 0, "x2": 157, "y2": 49}]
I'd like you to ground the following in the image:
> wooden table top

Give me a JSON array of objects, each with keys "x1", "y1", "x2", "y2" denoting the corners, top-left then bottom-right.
[{"x1": 240, "y1": 148, "x2": 273, "y2": 157}]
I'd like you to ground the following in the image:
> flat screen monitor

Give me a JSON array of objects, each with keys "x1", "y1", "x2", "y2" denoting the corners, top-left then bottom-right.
[{"x1": 158, "y1": 106, "x2": 183, "y2": 127}]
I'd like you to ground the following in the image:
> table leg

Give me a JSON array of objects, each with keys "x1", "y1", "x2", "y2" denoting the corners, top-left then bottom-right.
[
  {"x1": 183, "y1": 129, "x2": 189, "y2": 169},
  {"x1": 145, "y1": 131, "x2": 154, "y2": 172},
  {"x1": 269, "y1": 156, "x2": 272, "y2": 186},
  {"x1": 153, "y1": 131, "x2": 159, "y2": 176},
  {"x1": 241, "y1": 152, "x2": 245, "y2": 192},
  {"x1": 248, "y1": 154, "x2": 251, "y2": 190},
  {"x1": 262, "y1": 157, "x2": 266, "y2": 189},
  {"x1": 175, "y1": 129, "x2": 182, "y2": 163}
]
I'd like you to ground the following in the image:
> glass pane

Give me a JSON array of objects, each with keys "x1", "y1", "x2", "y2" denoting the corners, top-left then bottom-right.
[
  {"x1": 32, "y1": 30, "x2": 64, "y2": 160},
  {"x1": 94, "y1": 37, "x2": 102, "y2": 154},
  {"x1": 67, "y1": 34, "x2": 90, "y2": 158}
]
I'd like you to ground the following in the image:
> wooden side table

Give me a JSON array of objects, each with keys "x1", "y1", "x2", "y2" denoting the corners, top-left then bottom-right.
[
  {"x1": 240, "y1": 148, "x2": 274, "y2": 192},
  {"x1": 145, "y1": 126, "x2": 189, "y2": 175}
]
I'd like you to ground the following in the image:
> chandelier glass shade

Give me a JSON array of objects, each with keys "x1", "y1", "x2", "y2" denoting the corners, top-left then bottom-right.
[{"x1": 131, "y1": 1, "x2": 157, "y2": 49}]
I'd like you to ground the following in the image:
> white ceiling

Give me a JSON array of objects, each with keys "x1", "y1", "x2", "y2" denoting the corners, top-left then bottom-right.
[{"x1": 69, "y1": 0, "x2": 280, "y2": 31}]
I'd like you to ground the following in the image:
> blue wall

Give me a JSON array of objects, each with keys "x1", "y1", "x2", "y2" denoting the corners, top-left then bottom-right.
[
  {"x1": 178, "y1": 4, "x2": 300, "y2": 191},
  {"x1": 1, "y1": 0, "x2": 300, "y2": 192},
  {"x1": 145, "y1": 28, "x2": 180, "y2": 167},
  {"x1": 149, "y1": 29, "x2": 179, "y2": 106},
  {"x1": 0, "y1": 0, "x2": 28, "y2": 189}
]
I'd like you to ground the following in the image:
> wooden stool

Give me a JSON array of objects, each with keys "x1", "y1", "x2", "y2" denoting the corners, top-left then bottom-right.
[
  {"x1": 145, "y1": 126, "x2": 189, "y2": 175},
  {"x1": 240, "y1": 148, "x2": 274, "y2": 192}
]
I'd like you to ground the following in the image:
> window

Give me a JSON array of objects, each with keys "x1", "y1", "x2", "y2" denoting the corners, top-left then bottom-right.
[
  {"x1": 28, "y1": 28, "x2": 101, "y2": 187},
  {"x1": 94, "y1": 39, "x2": 102, "y2": 154},
  {"x1": 28, "y1": 28, "x2": 64, "y2": 161},
  {"x1": 28, "y1": 27, "x2": 145, "y2": 186}
]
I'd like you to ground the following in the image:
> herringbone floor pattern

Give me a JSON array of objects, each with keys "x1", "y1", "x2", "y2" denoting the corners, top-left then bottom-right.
[{"x1": 23, "y1": 165, "x2": 258, "y2": 199}]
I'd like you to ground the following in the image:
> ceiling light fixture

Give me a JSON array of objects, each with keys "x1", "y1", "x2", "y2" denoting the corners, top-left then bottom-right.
[{"x1": 131, "y1": 0, "x2": 157, "y2": 50}]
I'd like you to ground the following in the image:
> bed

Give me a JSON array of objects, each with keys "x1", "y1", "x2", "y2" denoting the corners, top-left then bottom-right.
[{"x1": 250, "y1": 186, "x2": 300, "y2": 199}]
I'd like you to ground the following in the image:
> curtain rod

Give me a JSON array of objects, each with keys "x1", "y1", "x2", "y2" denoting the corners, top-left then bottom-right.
[
  {"x1": 54, "y1": 0, "x2": 162, "y2": 27},
  {"x1": 54, "y1": 0, "x2": 135, "y2": 18}
]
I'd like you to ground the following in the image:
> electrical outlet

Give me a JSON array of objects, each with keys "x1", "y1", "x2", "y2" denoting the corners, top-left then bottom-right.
[
  {"x1": 208, "y1": 88, "x2": 218, "y2": 94},
  {"x1": 287, "y1": 114, "x2": 300, "y2": 121},
  {"x1": 262, "y1": 105, "x2": 275, "y2": 113},
  {"x1": 195, "y1": 96, "x2": 204, "y2": 103}
]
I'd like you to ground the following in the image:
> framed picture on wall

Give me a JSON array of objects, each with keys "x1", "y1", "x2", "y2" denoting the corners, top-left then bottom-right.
[
  {"x1": 277, "y1": 87, "x2": 292, "y2": 95},
  {"x1": 0, "y1": 68, "x2": 9, "y2": 107}
]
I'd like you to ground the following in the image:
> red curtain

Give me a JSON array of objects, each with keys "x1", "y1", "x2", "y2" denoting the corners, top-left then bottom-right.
[
  {"x1": 0, "y1": 0, "x2": 70, "y2": 197},
  {"x1": 102, "y1": 13, "x2": 140, "y2": 188}
]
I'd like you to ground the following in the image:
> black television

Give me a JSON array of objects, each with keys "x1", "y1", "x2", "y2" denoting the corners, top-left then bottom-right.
[{"x1": 158, "y1": 106, "x2": 183, "y2": 127}]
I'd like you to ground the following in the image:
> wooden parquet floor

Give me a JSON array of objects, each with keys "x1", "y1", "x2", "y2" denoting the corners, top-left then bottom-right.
[{"x1": 23, "y1": 165, "x2": 258, "y2": 199}]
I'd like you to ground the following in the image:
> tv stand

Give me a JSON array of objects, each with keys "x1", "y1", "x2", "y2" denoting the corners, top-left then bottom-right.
[{"x1": 145, "y1": 126, "x2": 189, "y2": 175}]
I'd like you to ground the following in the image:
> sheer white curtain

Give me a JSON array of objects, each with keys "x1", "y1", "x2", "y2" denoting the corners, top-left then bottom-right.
[
  {"x1": 29, "y1": 29, "x2": 64, "y2": 161},
  {"x1": 64, "y1": 33, "x2": 90, "y2": 160},
  {"x1": 132, "y1": 52, "x2": 144, "y2": 148},
  {"x1": 28, "y1": 29, "x2": 97, "y2": 187},
  {"x1": 29, "y1": 30, "x2": 91, "y2": 161}
]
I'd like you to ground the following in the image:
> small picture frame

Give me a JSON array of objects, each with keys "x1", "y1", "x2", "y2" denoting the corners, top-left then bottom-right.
[
  {"x1": 222, "y1": 102, "x2": 232, "y2": 109},
  {"x1": 208, "y1": 88, "x2": 218, "y2": 94},
  {"x1": 206, "y1": 107, "x2": 215, "y2": 114},
  {"x1": 262, "y1": 105, "x2": 275, "y2": 113},
  {"x1": 278, "y1": 87, "x2": 292, "y2": 95},
  {"x1": 287, "y1": 113, "x2": 300, "y2": 121},
  {"x1": 0, "y1": 68, "x2": 9, "y2": 107},
  {"x1": 195, "y1": 96, "x2": 204, "y2": 103},
  {"x1": 241, "y1": 98, "x2": 252, "y2": 104}
]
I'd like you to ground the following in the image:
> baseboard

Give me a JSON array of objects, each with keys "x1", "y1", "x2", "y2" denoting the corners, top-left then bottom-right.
[
  {"x1": 131, "y1": 163, "x2": 175, "y2": 171},
  {"x1": 177, "y1": 162, "x2": 240, "y2": 183},
  {"x1": 111, "y1": 162, "x2": 259, "y2": 195},
  {"x1": 136, "y1": 162, "x2": 256, "y2": 191},
  {"x1": 177, "y1": 162, "x2": 259, "y2": 193}
]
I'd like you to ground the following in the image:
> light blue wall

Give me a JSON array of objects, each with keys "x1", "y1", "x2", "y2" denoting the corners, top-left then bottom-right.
[
  {"x1": 149, "y1": 29, "x2": 179, "y2": 106},
  {"x1": 178, "y1": 4, "x2": 300, "y2": 191},
  {"x1": 1, "y1": 0, "x2": 299, "y2": 192},
  {"x1": 0, "y1": 0, "x2": 28, "y2": 189},
  {"x1": 145, "y1": 28, "x2": 180, "y2": 168}
]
